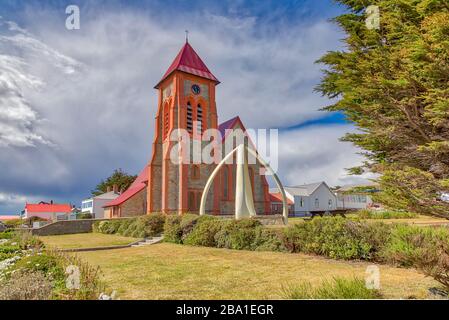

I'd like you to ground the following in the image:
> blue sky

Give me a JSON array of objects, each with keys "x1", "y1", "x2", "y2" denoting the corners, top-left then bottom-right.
[{"x1": 0, "y1": 0, "x2": 371, "y2": 214}]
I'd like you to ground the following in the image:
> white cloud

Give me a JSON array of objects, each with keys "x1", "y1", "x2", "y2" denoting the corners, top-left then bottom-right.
[{"x1": 277, "y1": 125, "x2": 375, "y2": 187}]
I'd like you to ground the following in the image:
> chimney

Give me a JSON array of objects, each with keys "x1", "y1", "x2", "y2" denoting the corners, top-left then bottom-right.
[
  {"x1": 112, "y1": 184, "x2": 118, "y2": 194},
  {"x1": 50, "y1": 200, "x2": 53, "y2": 204},
  {"x1": 107, "y1": 186, "x2": 112, "y2": 193}
]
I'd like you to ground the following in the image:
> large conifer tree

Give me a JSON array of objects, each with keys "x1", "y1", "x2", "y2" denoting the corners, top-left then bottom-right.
[{"x1": 317, "y1": 0, "x2": 449, "y2": 217}]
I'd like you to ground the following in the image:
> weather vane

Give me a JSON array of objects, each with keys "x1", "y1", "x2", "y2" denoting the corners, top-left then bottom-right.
[{"x1": 185, "y1": 30, "x2": 189, "y2": 43}]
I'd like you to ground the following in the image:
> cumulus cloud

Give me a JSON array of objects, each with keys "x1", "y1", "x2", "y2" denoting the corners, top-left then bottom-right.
[
  {"x1": 0, "y1": 15, "x2": 82, "y2": 148},
  {"x1": 276, "y1": 125, "x2": 376, "y2": 187},
  {"x1": 0, "y1": 5, "x2": 368, "y2": 213}
]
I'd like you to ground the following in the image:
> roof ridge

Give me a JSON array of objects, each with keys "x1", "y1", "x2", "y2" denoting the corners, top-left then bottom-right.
[{"x1": 156, "y1": 42, "x2": 219, "y2": 87}]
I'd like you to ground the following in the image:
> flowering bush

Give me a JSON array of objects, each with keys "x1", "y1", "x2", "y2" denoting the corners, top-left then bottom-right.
[{"x1": 0, "y1": 231, "x2": 108, "y2": 300}]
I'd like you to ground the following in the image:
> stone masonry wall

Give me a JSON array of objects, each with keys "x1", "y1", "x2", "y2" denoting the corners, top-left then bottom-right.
[{"x1": 120, "y1": 188, "x2": 147, "y2": 217}]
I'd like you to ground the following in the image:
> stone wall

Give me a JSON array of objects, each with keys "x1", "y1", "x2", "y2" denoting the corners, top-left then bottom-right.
[
  {"x1": 31, "y1": 218, "x2": 116, "y2": 236},
  {"x1": 120, "y1": 188, "x2": 147, "y2": 217}
]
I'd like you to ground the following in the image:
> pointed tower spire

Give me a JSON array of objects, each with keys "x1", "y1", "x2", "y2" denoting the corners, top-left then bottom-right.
[{"x1": 155, "y1": 42, "x2": 219, "y2": 88}]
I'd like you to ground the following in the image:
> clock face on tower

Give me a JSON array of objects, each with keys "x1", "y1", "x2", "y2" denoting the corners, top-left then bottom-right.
[{"x1": 191, "y1": 84, "x2": 201, "y2": 95}]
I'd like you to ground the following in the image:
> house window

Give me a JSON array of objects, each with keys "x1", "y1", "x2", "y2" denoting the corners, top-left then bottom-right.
[
  {"x1": 192, "y1": 165, "x2": 200, "y2": 179},
  {"x1": 223, "y1": 166, "x2": 229, "y2": 199},
  {"x1": 299, "y1": 197, "x2": 304, "y2": 207},
  {"x1": 328, "y1": 199, "x2": 333, "y2": 208},
  {"x1": 186, "y1": 102, "x2": 193, "y2": 133},
  {"x1": 315, "y1": 198, "x2": 319, "y2": 208}
]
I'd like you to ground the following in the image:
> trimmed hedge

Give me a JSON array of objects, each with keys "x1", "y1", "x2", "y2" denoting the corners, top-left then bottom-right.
[
  {"x1": 284, "y1": 217, "x2": 392, "y2": 260},
  {"x1": 164, "y1": 215, "x2": 287, "y2": 252},
  {"x1": 93, "y1": 214, "x2": 165, "y2": 238}
]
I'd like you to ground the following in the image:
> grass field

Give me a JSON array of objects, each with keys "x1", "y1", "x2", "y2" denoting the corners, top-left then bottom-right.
[
  {"x1": 39, "y1": 233, "x2": 139, "y2": 249},
  {"x1": 37, "y1": 234, "x2": 438, "y2": 300}
]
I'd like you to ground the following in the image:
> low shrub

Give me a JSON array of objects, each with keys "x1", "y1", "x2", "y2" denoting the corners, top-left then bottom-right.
[
  {"x1": 93, "y1": 220, "x2": 122, "y2": 234},
  {"x1": 140, "y1": 214, "x2": 165, "y2": 237},
  {"x1": 163, "y1": 215, "x2": 183, "y2": 244},
  {"x1": 116, "y1": 219, "x2": 133, "y2": 235},
  {"x1": 0, "y1": 232, "x2": 107, "y2": 300},
  {"x1": 283, "y1": 217, "x2": 390, "y2": 260},
  {"x1": 252, "y1": 227, "x2": 287, "y2": 252},
  {"x1": 381, "y1": 224, "x2": 449, "y2": 290},
  {"x1": 357, "y1": 209, "x2": 418, "y2": 219},
  {"x1": 184, "y1": 216, "x2": 222, "y2": 247},
  {"x1": 93, "y1": 215, "x2": 166, "y2": 238},
  {"x1": 282, "y1": 277, "x2": 381, "y2": 299},
  {"x1": 0, "y1": 230, "x2": 14, "y2": 239},
  {"x1": 3, "y1": 219, "x2": 24, "y2": 228},
  {"x1": 215, "y1": 219, "x2": 262, "y2": 250},
  {"x1": 12, "y1": 254, "x2": 65, "y2": 278},
  {"x1": 179, "y1": 214, "x2": 202, "y2": 240},
  {"x1": 78, "y1": 213, "x2": 93, "y2": 219},
  {"x1": 11, "y1": 231, "x2": 44, "y2": 250},
  {"x1": 0, "y1": 270, "x2": 53, "y2": 300}
]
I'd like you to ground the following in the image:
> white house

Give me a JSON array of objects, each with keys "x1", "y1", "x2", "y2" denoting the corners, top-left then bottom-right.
[
  {"x1": 81, "y1": 191, "x2": 120, "y2": 219},
  {"x1": 272, "y1": 182, "x2": 337, "y2": 216},
  {"x1": 334, "y1": 183, "x2": 377, "y2": 210}
]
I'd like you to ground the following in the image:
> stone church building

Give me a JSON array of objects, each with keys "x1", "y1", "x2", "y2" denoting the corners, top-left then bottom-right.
[{"x1": 104, "y1": 41, "x2": 271, "y2": 217}]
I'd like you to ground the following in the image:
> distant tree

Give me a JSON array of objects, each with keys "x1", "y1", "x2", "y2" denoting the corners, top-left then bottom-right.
[
  {"x1": 91, "y1": 169, "x2": 137, "y2": 196},
  {"x1": 316, "y1": 1, "x2": 449, "y2": 218}
]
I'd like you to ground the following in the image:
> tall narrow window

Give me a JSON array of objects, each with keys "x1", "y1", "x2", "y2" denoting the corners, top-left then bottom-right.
[
  {"x1": 186, "y1": 102, "x2": 193, "y2": 133},
  {"x1": 196, "y1": 104, "x2": 203, "y2": 134},
  {"x1": 315, "y1": 198, "x2": 319, "y2": 208},
  {"x1": 192, "y1": 165, "x2": 200, "y2": 179},
  {"x1": 223, "y1": 166, "x2": 229, "y2": 199},
  {"x1": 163, "y1": 104, "x2": 169, "y2": 140}
]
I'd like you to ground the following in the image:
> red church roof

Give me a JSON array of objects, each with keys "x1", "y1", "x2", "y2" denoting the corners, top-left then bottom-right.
[
  {"x1": 218, "y1": 116, "x2": 242, "y2": 141},
  {"x1": 25, "y1": 203, "x2": 72, "y2": 213},
  {"x1": 156, "y1": 42, "x2": 219, "y2": 88},
  {"x1": 103, "y1": 165, "x2": 149, "y2": 208}
]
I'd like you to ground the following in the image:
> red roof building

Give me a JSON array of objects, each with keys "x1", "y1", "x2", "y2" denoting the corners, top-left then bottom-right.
[
  {"x1": 103, "y1": 166, "x2": 149, "y2": 218},
  {"x1": 269, "y1": 192, "x2": 294, "y2": 215},
  {"x1": 24, "y1": 202, "x2": 72, "y2": 221}
]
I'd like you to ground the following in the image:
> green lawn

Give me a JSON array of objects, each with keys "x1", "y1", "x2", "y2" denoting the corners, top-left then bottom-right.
[
  {"x1": 37, "y1": 234, "x2": 438, "y2": 300},
  {"x1": 39, "y1": 233, "x2": 139, "y2": 249}
]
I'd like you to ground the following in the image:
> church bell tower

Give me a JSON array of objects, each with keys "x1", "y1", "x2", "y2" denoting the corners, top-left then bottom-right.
[{"x1": 147, "y1": 41, "x2": 221, "y2": 214}]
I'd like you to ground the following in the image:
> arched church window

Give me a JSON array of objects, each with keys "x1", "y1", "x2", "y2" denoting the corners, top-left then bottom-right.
[
  {"x1": 186, "y1": 102, "x2": 193, "y2": 133},
  {"x1": 197, "y1": 104, "x2": 203, "y2": 134},
  {"x1": 163, "y1": 103, "x2": 169, "y2": 140}
]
